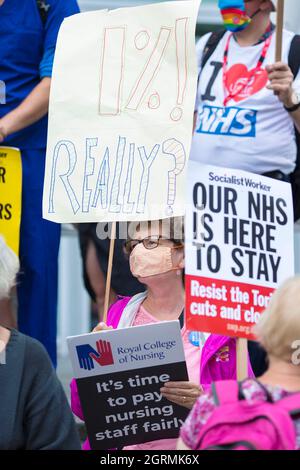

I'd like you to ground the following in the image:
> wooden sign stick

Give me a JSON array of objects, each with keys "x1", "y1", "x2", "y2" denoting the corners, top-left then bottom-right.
[
  {"x1": 275, "y1": 0, "x2": 285, "y2": 62},
  {"x1": 103, "y1": 221, "x2": 117, "y2": 324},
  {"x1": 237, "y1": 337, "x2": 248, "y2": 381}
]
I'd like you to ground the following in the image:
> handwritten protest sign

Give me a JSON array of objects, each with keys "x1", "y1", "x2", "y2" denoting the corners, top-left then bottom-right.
[
  {"x1": 0, "y1": 147, "x2": 22, "y2": 255},
  {"x1": 185, "y1": 162, "x2": 294, "y2": 340},
  {"x1": 43, "y1": 1, "x2": 200, "y2": 223},
  {"x1": 68, "y1": 321, "x2": 188, "y2": 449}
]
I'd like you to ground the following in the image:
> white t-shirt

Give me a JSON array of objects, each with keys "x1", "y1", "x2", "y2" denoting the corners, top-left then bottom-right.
[{"x1": 190, "y1": 29, "x2": 300, "y2": 174}]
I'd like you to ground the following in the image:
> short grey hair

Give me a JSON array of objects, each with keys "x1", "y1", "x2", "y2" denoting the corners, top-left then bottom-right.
[{"x1": 0, "y1": 236, "x2": 19, "y2": 299}]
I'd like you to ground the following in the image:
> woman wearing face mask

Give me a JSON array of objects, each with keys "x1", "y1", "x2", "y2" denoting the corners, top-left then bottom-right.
[{"x1": 70, "y1": 218, "x2": 254, "y2": 450}]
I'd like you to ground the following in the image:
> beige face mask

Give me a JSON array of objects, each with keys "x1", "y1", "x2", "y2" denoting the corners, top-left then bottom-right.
[{"x1": 129, "y1": 242, "x2": 182, "y2": 278}]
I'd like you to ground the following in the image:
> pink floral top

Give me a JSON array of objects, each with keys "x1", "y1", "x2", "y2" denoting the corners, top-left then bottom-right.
[{"x1": 180, "y1": 379, "x2": 300, "y2": 450}]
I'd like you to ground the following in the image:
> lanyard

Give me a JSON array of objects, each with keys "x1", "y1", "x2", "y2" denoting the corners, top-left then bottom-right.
[{"x1": 223, "y1": 33, "x2": 272, "y2": 106}]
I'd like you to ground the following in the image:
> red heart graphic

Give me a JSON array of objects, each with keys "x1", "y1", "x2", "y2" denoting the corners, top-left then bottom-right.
[{"x1": 225, "y1": 63, "x2": 268, "y2": 103}]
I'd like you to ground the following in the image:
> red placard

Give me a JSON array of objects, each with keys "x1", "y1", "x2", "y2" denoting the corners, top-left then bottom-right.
[{"x1": 186, "y1": 274, "x2": 274, "y2": 340}]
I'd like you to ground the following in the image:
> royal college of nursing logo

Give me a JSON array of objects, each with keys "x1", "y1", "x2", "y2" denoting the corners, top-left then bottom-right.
[{"x1": 76, "y1": 340, "x2": 114, "y2": 370}]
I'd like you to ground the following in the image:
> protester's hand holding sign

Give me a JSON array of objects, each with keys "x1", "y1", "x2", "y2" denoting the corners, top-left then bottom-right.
[
  {"x1": 93, "y1": 322, "x2": 113, "y2": 333},
  {"x1": 160, "y1": 381, "x2": 203, "y2": 410},
  {"x1": 266, "y1": 62, "x2": 300, "y2": 110}
]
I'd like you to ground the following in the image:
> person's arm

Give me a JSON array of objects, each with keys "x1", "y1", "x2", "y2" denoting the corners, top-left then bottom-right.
[
  {"x1": 177, "y1": 437, "x2": 192, "y2": 450},
  {"x1": 287, "y1": 104, "x2": 300, "y2": 133},
  {"x1": 160, "y1": 381, "x2": 203, "y2": 410},
  {"x1": 0, "y1": 0, "x2": 80, "y2": 143},
  {"x1": 266, "y1": 62, "x2": 300, "y2": 132},
  {"x1": 23, "y1": 337, "x2": 81, "y2": 450},
  {"x1": 0, "y1": 78, "x2": 51, "y2": 142}
]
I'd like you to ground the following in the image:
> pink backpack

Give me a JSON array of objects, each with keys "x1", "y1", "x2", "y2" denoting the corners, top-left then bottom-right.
[{"x1": 196, "y1": 380, "x2": 300, "y2": 450}]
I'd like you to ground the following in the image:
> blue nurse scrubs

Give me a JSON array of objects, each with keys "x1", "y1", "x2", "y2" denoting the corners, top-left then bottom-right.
[{"x1": 0, "y1": 0, "x2": 80, "y2": 365}]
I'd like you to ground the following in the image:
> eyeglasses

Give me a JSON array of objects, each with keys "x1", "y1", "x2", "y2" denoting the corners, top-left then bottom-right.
[{"x1": 125, "y1": 236, "x2": 182, "y2": 253}]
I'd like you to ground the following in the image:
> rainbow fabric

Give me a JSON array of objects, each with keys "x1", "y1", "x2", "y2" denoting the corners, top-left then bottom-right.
[
  {"x1": 218, "y1": 0, "x2": 251, "y2": 32},
  {"x1": 221, "y1": 7, "x2": 251, "y2": 31}
]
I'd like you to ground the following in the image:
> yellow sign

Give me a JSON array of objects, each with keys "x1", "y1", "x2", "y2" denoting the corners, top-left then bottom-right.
[{"x1": 0, "y1": 147, "x2": 22, "y2": 255}]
